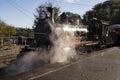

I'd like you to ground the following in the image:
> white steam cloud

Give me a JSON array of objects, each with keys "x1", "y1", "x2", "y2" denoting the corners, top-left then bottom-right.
[
  {"x1": 49, "y1": 24, "x2": 78, "y2": 63},
  {"x1": 6, "y1": 49, "x2": 50, "y2": 75},
  {"x1": 6, "y1": 23, "x2": 82, "y2": 75}
]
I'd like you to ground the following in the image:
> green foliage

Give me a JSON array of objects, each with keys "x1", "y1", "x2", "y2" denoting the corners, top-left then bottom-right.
[
  {"x1": 66, "y1": 12, "x2": 80, "y2": 18},
  {"x1": 0, "y1": 20, "x2": 16, "y2": 46},
  {"x1": 65, "y1": 12, "x2": 82, "y2": 25},
  {"x1": 15, "y1": 28, "x2": 34, "y2": 37},
  {"x1": 0, "y1": 20, "x2": 16, "y2": 37},
  {"x1": 83, "y1": 0, "x2": 120, "y2": 24},
  {"x1": 54, "y1": 7, "x2": 60, "y2": 22}
]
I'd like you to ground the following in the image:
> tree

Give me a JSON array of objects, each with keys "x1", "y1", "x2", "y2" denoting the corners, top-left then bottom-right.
[
  {"x1": 60, "y1": 12, "x2": 82, "y2": 25},
  {"x1": 0, "y1": 20, "x2": 16, "y2": 47},
  {"x1": 111, "y1": 10, "x2": 120, "y2": 24},
  {"x1": 5, "y1": 26, "x2": 16, "y2": 37},
  {"x1": 15, "y1": 28, "x2": 34, "y2": 37},
  {"x1": 0, "y1": 21, "x2": 6, "y2": 37},
  {"x1": 0, "y1": 20, "x2": 16, "y2": 37},
  {"x1": 54, "y1": 7, "x2": 60, "y2": 22},
  {"x1": 83, "y1": 0, "x2": 120, "y2": 24}
]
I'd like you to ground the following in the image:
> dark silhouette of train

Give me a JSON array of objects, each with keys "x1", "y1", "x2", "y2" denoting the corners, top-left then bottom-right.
[
  {"x1": 6, "y1": 6, "x2": 120, "y2": 74},
  {"x1": 34, "y1": 6, "x2": 54, "y2": 49},
  {"x1": 11, "y1": 6, "x2": 120, "y2": 70},
  {"x1": 33, "y1": 6, "x2": 120, "y2": 51}
]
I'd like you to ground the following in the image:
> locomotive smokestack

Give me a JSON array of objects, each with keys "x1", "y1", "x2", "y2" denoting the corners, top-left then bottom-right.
[{"x1": 46, "y1": 7, "x2": 54, "y2": 23}]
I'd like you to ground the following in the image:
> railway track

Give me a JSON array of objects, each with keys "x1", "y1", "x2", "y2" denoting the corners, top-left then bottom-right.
[
  {"x1": 2, "y1": 47, "x2": 115, "y2": 80},
  {"x1": 0, "y1": 54, "x2": 18, "y2": 63},
  {"x1": 0, "y1": 53, "x2": 19, "y2": 69},
  {"x1": 0, "y1": 45, "x2": 21, "y2": 68},
  {"x1": 2, "y1": 48, "x2": 112, "y2": 80},
  {"x1": 0, "y1": 47, "x2": 118, "y2": 80}
]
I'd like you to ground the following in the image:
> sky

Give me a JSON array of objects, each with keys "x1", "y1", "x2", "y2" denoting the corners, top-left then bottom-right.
[{"x1": 0, "y1": 0, "x2": 107, "y2": 28}]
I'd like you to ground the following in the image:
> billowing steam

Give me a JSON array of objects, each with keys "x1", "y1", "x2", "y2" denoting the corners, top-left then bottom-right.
[
  {"x1": 6, "y1": 23, "x2": 81, "y2": 75},
  {"x1": 6, "y1": 49, "x2": 50, "y2": 75},
  {"x1": 50, "y1": 24, "x2": 77, "y2": 63}
]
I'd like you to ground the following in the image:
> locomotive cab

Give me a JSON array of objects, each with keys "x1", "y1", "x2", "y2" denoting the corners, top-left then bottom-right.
[{"x1": 87, "y1": 18, "x2": 109, "y2": 47}]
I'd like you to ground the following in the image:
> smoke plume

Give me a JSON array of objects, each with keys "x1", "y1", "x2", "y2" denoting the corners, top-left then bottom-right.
[
  {"x1": 6, "y1": 23, "x2": 78, "y2": 75},
  {"x1": 49, "y1": 23, "x2": 77, "y2": 63},
  {"x1": 5, "y1": 48, "x2": 50, "y2": 75}
]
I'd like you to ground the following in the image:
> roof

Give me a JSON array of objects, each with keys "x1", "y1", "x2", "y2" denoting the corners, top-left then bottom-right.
[{"x1": 109, "y1": 24, "x2": 120, "y2": 29}]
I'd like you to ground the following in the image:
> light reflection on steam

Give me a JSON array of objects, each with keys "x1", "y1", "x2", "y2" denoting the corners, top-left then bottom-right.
[
  {"x1": 50, "y1": 24, "x2": 78, "y2": 63},
  {"x1": 63, "y1": 25, "x2": 88, "y2": 32},
  {"x1": 63, "y1": 47, "x2": 71, "y2": 50}
]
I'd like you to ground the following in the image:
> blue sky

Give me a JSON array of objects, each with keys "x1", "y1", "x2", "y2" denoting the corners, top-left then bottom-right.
[{"x1": 0, "y1": 0, "x2": 107, "y2": 28}]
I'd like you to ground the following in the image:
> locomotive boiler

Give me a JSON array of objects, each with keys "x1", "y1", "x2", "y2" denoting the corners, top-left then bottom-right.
[{"x1": 34, "y1": 6, "x2": 54, "y2": 49}]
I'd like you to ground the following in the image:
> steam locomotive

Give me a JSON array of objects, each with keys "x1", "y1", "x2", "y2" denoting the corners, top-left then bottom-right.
[
  {"x1": 87, "y1": 19, "x2": 120, "y2": 47},
  {"x1": 33, "y1": 6, "x2": 120, "y2": 52},
  {"x1": 13, "y1": 6, "x2": 120, "y2": 68},
  {"x1": 34, "y1": 6, "x2": 54, "y2": 49}
]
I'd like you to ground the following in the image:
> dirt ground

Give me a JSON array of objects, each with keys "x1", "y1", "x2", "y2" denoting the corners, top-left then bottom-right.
[
  {"x1": 0, "y1": 45, "x2": 22, "y2": 68},
  {"x1": 4, "y1": 47, "x2": 120, "y2": 80}
]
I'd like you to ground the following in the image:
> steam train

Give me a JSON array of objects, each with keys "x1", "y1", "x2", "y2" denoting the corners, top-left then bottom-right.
[
  {"x1": 80, "y1": 19, "x2": 120, "y2": 52},
  {"x1": 10, "y1": 6, "x2": 120, "y2": 70},
  {"x1": 33, "y1": 6, "x2": 120, "y2": 52},
  {"x1": 34, "y1": 6, "x2": 54, "y2": 48}
]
